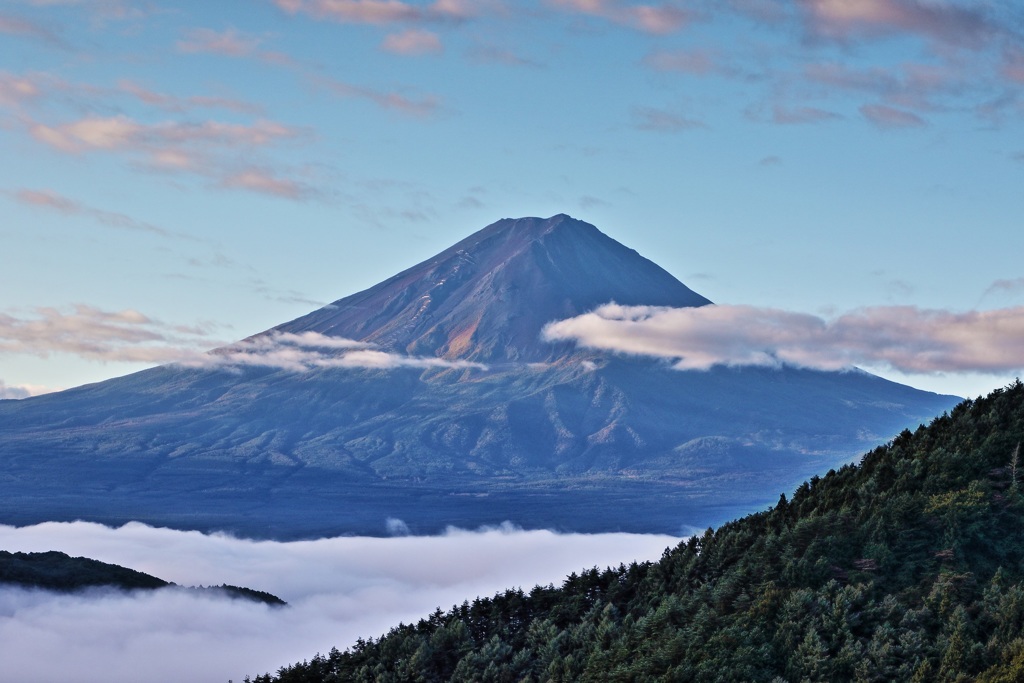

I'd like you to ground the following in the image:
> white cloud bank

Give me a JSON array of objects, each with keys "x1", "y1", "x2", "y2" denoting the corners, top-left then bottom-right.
[
  {"x1": 0, "y1": 521, "x2": 677, "y2": 683},
  {"x1": 0, "y1": 307, "x2": 485, "y2": 373},
  {"x1": 543, "y1": 303, "x2": 1024, "y2": 375}
]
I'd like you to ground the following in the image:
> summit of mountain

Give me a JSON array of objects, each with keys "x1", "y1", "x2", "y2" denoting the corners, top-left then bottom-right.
[{"x1": 270, "y1": 214, "x2": 710, "y2": 362}]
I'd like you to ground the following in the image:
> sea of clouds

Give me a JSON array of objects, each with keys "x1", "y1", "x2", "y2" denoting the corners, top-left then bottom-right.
[{"x1": 0, "y1": 521, "x2": 679, "y2": 683}]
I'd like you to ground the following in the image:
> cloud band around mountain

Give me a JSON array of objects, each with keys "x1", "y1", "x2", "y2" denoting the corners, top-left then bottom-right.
[{"x1": 543, "y1": 302, "x2": 1024, "y2": 375}]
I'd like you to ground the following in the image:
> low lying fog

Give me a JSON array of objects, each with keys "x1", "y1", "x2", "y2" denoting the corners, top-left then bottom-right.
[{"x1": 0, "y1": 521, "x2": 679, "y2": 683}]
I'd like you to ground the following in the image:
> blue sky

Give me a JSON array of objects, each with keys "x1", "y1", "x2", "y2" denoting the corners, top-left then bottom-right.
[{"x1": 1, "y1": 0, "x2": 1023, "y2": 399}]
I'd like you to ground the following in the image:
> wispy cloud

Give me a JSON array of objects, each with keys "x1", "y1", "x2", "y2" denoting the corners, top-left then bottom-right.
[
  {"x1": 177, "y1": 26, "x2": 263, "y2": 57},
  {"x1": 466, "y1": 44, "x2": 541, "y2": 68},
  {"x1": 315, "y1": 75, "x2": 441, "y2": 117},
  {"x1": 8, "y1": 188, "x2": 178, "y2": 238},
  {"x1": 117, "y1": 80, "x2": 262, "y2": 115},
  {"x1": 631, "y1": 106, "x2": 706, "y2": 131},
  {"x1": 0, "y1": 521, "x2": 677, "y2": 683},
  {"x1": 273, "y1": 0, "x2": 478, "y2": 25},
  {"x1": 24, "y1": 0, "x2": 150, "y2": 22},
  {"x1": 381, "y1": 28, "x2": 443, "y2": 55},
  {"x1": 796, "y1": 0, "x2": 998, "y2": 48},
  {"x1": 0, "y1": 11, "x2": 63, "y2": 45},
  {"x1": 30, "y1": 115, "x2": 301, "y2": 154},
  {"x1": 549, "y1": 0, "x2": 693, "y2": 34},
  {"x1": 190, "y1": 332, "x2": 488, "y2": 372},
  {"x1": 543, "y1": 302, "x2": 1024, "y2": 375},
  {"x1": 642, "y1": 49, "x2": 719, "y2": 75},
  {"x1": 218, "y1": 167, "x2": 318, "y2": 200},
  {"x1": 0, "y1": 71, "x2": 41, "y2": 106},
  {"x1": 0, "y1": 304, "x2": 221, "y2": 364},
  {"x1": 0, "y1": 307, "x2": 489, "y2": 373},
  {"x1": 23, "y1": 113, "x2": 315, "y2": 199},
  {"x1": 770, "y1": 104, "x2": 842, "y2": 124},
  {"x1": 860, "y1": 103, "x2": 926, "y2": 128},
  {"x1": 984, "y1": 277, "x2": 1024, "y2": 298}
]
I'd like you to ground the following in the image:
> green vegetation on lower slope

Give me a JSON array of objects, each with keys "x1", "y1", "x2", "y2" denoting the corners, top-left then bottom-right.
[{"x1": 247, "y1": 381, "x2": 1024, "y2": 682}]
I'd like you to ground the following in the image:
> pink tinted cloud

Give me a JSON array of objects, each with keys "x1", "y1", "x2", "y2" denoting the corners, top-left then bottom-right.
[
  {"x1": 1003, "y1": 48, "x2": 1024, "y2": 84},
  {"x1": 860, "y1": 103, "x2": 926, "y2": 128},
  {"x1": 219, "y1": 168, "x2": 316, "y2": 200},
  {"x1": 771, "y1": 104, "x2": 842, "y2": 124},
  {"x1": 549, "y1": 0, "x2": 692, "y2": 34},
  {"x1": 273, "y1": 0, "x2": 476, "y2": 25},
  {"x1": 381, "y1": 29, "x2": 443, "y2": 55},
  {"x1": 0, "y1": 304, "x2": 220, "y2": 364},
  {"x1": 543, "y1": 303, "x2": 1024, "y2": 375},
  {"x1": 26, "y1": 113, "x2": 314, "y2": 199},
  {"x1": 0, "y1": 72, "x2": 41, "y2": 106},
  {"x1": 317, "y1": 76, "x2": 441, "y2": 117},
  {"x1": 804, "y1": 62, "x2": 962, "y2": 112},
  {"x1": 11, "y1": 188, "x2": 174, "y2": 237},
  {"x1": 0, "y1": 12, "x2": 62, "y2": 45},
  {"x1": 117, "y1": 81, "x2": 262, "y2": 115},
  {"x1": 176, "y1": 27, "x2": 263, "y2": 57},
  {"x1": 643, "y1": 49, "x2": 717, "y2": 75},
  {"x1": 30, "y1": 115, "x2": 300, "y2": 154},
  {"x1": 632, "y1": 106, "x2": 706, "y2": 131},
  {"x1": 798, "y1": 0, "x2": 995, "y2": 48}
]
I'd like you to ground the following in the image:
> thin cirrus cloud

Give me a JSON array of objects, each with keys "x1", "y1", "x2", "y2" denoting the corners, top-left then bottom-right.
[
  {"x1": 0, "y1": 11, "x2": 63, "y2": 46},
  {"x1": 642, "y1": 49, "x2": 719, "y2": 75},
  {"x1": 770, "y1": 104, "x2": 842, "y2": 124},
  {"x1": 631, "y1": 106, "x2": 706, "y2": 132},
  {"x1": 30, "y1": 115, "x2": 301, "y2": 155},
  {"x1": 0, "y1": 71, "x2": 41, "y2": 106},
  {"x1": 117, "y1": 80, "x2": 263, "y2": 115},
  {"x1": 218, "y1": 167, "x2": 318, "y2": 201},
  {"x1": 9, "y1": 188, "x2": 177, "y2": 238},
  {"x1": 175, "y1": 27, "x2": 296, "y2": 66},
  {"x1": 314, "y1": 75, "x2": 441, "y2": 117},
  {"x1": 548, "y1": 0, "x2": 693, "y2": 34},
  {"x1": 381, "y1": 28, "x2": 444, "y2": 55},
  {"x1": 0, "y1": 304, "x2": 221, "y2": 365},
  {"x1": 25, "y1": 114, "x2": 316, "y2": 199},
  {"x1": 860, "y1": 103, "x2": 927, "y2": 128},
  {"x1": 273, "y1": 0, "x2": 479, "y2": 25},
  {"x1": 795, "y1": 0, "x2": 997, "y2": 48},
  {"x1": 0, "y1": 521, "x2": 678, "y2": 683},
  {"x1": 542, "y1": 302, "x2": 1024, "y2": 375}
]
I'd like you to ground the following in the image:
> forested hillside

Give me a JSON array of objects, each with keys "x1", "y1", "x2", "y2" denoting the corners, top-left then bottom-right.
[
  {"x1": 0, "y1": 550, "x2": 286, "y2": 605},
  {"x1": 248, "y1": 381, "x2": 1024, "y2": 682}
]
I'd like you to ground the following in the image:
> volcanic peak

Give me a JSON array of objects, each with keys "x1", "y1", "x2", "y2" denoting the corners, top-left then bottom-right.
[{"x1": 272, "y1": 215, "x2": 711, "y2": 363}]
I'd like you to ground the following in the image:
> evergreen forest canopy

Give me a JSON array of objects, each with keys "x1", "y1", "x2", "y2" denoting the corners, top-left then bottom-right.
[{"x1": 248, "y1": 381, "x2": 1024, "y2": 682}]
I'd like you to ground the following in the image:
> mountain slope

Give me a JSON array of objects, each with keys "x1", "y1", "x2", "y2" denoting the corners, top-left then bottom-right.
[
  {"x1": 248, "y1": 381, "x2": 1024, "y2": 682},
  {"x1": 0, "y1": 215, "x2": 959, "y2": 538}
]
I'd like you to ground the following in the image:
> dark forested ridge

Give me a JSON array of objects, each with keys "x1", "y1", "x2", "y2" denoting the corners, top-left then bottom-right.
[
  {"x1": 249, "y1": 381, "x2": 1024, "y2": 682},
  {"x1": 0, "y1": 550, "x2": 286, "y2": 605}
]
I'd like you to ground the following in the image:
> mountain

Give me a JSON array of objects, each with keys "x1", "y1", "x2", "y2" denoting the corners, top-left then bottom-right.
[
  {"x1": 247, "y1": 382, "x2": 1024, "y2": 683},
  {"x1": 0, "y1": 550, "x2": 286, "y2": 604},
  {"x1": 0, "y1": 215, "x2": 959, "y2": 538}
]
